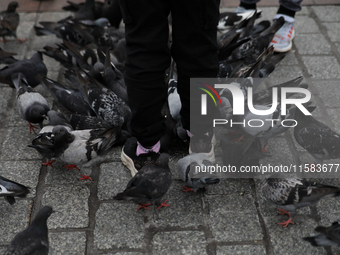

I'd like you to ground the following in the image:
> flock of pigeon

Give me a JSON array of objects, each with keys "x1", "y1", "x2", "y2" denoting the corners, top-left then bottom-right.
[{"x1": 1, "y1": 0, "x2": 340, "y2": 253}]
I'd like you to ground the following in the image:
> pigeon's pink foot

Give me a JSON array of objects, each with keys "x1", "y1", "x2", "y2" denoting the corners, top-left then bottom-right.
[
  {"x1": 79, "y1": 174, "x2": 93, "y2": 181},
  {"x1": 28, "y1": 122, "x2": 38, "y2": 134},
  {"x1": 182, "y1": 186, "x2": 195, "y2": 192},
  {"x1": 277, "y1": 208, "x2": 291, "y2": 217},
  {"x1": 233, "y1": 135, "x2": 245, "y2": 143},
  {"x1": 42, "y1": 160, "x2": 55, "y2": 167},
  {"x1": 16, "y1": 38, "x2": 27, "y2": 43},
  {"x1": 277, "y1": 218, "x2": 294, "y2": 228},
  {"x1": 63, "y1": 164, "x2": 80, "y2": 171},
  {"x1": 157, "y1": 200, "x2": 170, "y2": 210},
  {"x1": 137, "y1": 203, "x2": 151, "y2": 210},
  {"x1": 261, "y1": 142, "x2": 269, "y2": 153}
]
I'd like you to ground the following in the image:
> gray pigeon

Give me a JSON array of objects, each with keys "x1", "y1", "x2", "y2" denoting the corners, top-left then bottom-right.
[
  {"x1": 177, "y1": 153, "x2": 220, "y2": 192},
  {"x1": 113, "y1": 153, "x2": 172, "y2": 210},
  {"x1": 0, "y1": 52, "x2": 47, "y2": 88},
  {"x1": 262, "y1": 177, "x2": 340, "y2": 227},
  {"x1": 4, "y1": 206, "x2": 53, "y2": 255},
  {"x1": 303, "y1": 221, "x2": 340, "y2": 247},
  {"x1": 0, "y1": 2, "x2": 25, "y2": 43},
  {"x1": 294, "y1": 105, "x2": 340, "y2": 164},
  {"x1": 0, "y1": 175, "x2": 30, "y2": 205},
  {"x1": 50, "y1": 125, "x2": 120, "y2": 179},
  {"x1": 12, "y1": 73, "x2": 50, "y2": 134}
]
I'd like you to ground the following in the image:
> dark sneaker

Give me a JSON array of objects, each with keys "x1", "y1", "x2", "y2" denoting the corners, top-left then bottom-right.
[
  {"x1": 189, "y1": 132, "x2": 216, "y2": 163},
  {"x1": 121, "y1": 137, "x2": 160, "y2": 177}
]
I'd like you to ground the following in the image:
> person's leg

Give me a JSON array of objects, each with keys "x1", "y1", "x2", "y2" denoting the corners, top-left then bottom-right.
[
  {"x1": 238, "y1": 0, "x2": 260, "y2": 11},
  {"x1": 269, "y1": 0, "x2": 303, "y2": 52},
  {"x1": 119, "y1": 0, "x2": 171, "y2": 175},
  {"x1": 171, "y1": 0, "x2": 220, "y2": 162}
]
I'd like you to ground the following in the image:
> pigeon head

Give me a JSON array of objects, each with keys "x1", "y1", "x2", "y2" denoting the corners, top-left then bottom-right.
[
  {"x1": 27, "y1": 104, "x2": 48, "y2": 124},
  {"x1": 7, "y1": 2, "x2": 19, "y2": 12},
  {"x1": 30, "y1": 206, "x2": 53, "y2": 232},
  {"x1": 52, "y1": 125, "x2": 75, "y2": 144},
  {"x1": 94, "y1": 18, "x2": 111, "y2": 28},
  {"x1": 156, "y1": 153, "x2": 170, "y2": 169}
]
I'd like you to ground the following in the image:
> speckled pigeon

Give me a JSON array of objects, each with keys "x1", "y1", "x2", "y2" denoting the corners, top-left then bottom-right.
[
  {"x1": 262, "y1": 177, "x2": 340, "y2": 227},
  {"x1": 4, "y1": 206, "x2": 53, "y2": 255},
  {"x1": 177, "y1": 153, "x2": 220, "y2": 192},
  {"x1": 113, "y1": 153, "x2": 172, "y2": 210},
  {"x1": 303, "y1": 221, "x2": 340, "y2": 246},
  {"x1": 0, "y1": 175, "x2": 30, "y2": 205}
]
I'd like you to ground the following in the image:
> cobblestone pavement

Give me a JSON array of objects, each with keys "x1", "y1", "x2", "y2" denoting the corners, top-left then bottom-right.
[{"x1": 1, "y1": 5, "x2": 340, "y2": 255}]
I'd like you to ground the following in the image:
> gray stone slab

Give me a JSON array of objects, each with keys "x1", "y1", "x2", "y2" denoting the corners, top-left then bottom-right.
[
  {"x1": 36, "y1": 12, "x2": 72, "y2": 23},
  {"x1": 0, "y1": 247, "x2": 6, "y2": 253},
  {"x1": 94, "y1": 203, "x2": 144, "y2": 250},
  {"x1": 153, "y1": 181, "x2": 203, "y2": 227},
  {"x1": 49, "y1": 231, "x2": 86, "y2": 255},
  {"x1": 0, "y1": 86, "x2": 14, "y2": 126},
  {"x1": 29, "y1": 35, "x2": 63, "y2": 52},
  {"x1": 294, "y1": 34, "x2": 331, "y2": 55},
  {"x1": 313, "y1": 80, "x2": 340, "y2": 108},
  {"x1": 0, "y1": 160, "x2": 41, "y2": 197},
  {"x1": 205, "y1": 178, "x2": 252, "y2": 195},
  {"x1": 0, "y1": 127, "x2": 41, "y2": 160},
  {"x1": 208, "y1": 194, "x2": 263, "y2": 242},
  {"x1": 312, "y1": 6, "x2": 340, "y2": 22},
  {"x1": 326, "y1": 108, "x2": 340, "y2": 134},
  {"x1": 296, "y1": 6, "x2": 309, "y2": 16},
  {"x1": 216, "y1": 245, "x2": 266, "y2": 255},
  {"x1": 302, "y1": 56, "x2": 340, "y2": 79},
  {"x1": 153, "y1": 231, "x2": 207, "y2": 255},
  {"x1": 259, "y1": 137, "x2": 295, "y2": 167},
  {"x1": 268, "y1": 66, "x2": 303, "y2": 83},
  {"x1": 0, "y1": 199, "x2": 31, "y2": 245},
  {"x1": 42, "y1": 185, "x2": 90, "y2": 229},
  {"x1": 99, "y1": 145, "x2": 123, "y2": 162},
  {"x1": 256, "y1": 7, "x2": 277, "y2": 24},
  {"x1": 323, "y1": 23, "x2": 340, "y2": 42},
  {"x1": 104, "y1": 253, "x2": 145, "y2": 255},
  {"x1": 98, "y1": 161, "x2": 131, "y2": 200},
  {"x1": 266, "y1": 216, "x2": 326, "y2": 255},
  {"x1": 20, "y1": 12, "x2": 38, "y2": 22},
  {"x1": 278, "y1": 50, "x2": 299, "y2": 66},
  {"x1": 295, "y1": 16, "x2": 320, "y2": 34}
]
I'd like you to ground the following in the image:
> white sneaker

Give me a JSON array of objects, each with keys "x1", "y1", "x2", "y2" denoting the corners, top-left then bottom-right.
[{"x1": 269, "y1": 14, "x2": 295, "y2": 53}]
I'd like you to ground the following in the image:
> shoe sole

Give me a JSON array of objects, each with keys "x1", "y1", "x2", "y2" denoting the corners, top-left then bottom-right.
[
  {"x1": 273, "y1": 29, "x2": 295, "y2": 53},
  {"x1": 189, "y1": 134, "x2": 216, "y2": 163},
  {"x1": 121, "y1": 146, "x2": 138, "y2": 177}
]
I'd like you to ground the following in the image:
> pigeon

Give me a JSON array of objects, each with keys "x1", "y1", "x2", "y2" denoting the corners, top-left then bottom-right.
[
  {"x1": 0, "y1": 47, "x2": 17, "y2": 64},
  {"x1": 46, "y1": 110, "x2": 72, "y2": 128},
  {"x1": 0, "y1": 2, "x2": 25, "y2": 43},
  {"x1": 102, "y1": 49, "x2": 128, "y2": 104},
  {"x1": 0, "y1": 175, "x2": 30, "y2": 205},
  {"x1": 74, "y1": 70, "x2": 131, "y2": 128},
  {"x1": 50, "y1": 125, "x2": 120, "y2": 178},
  {"x1": 262, "y1": 177, "x2": 340, "y2": 227},
  {"x1": 113, "y1": 153, "x2": 172, "y2": 210},
  {"x1": 38, "y1": 76, "x2": 96, "y2": 117},
  {"x1": 294, "y1": 105, "x2": 340, "y2": 164},
  {"x1": 0, "y1": 52, "x2": 47, "y2": 88},
  {"x1": 303, "y1": 221, "x2": 340, "y2": 247},
  {"x1": 12, "y1": 73, "x2": 50, "y2": 134},
  {"x1": 177, "y1": 153, "x2": 220, "y2": 192},
  {"x1": 167, "y1": 79, "x2": 181, "y2": 121},
  {"x1": 4, "y1": 206, "x2": 53, "y2": 255}
]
